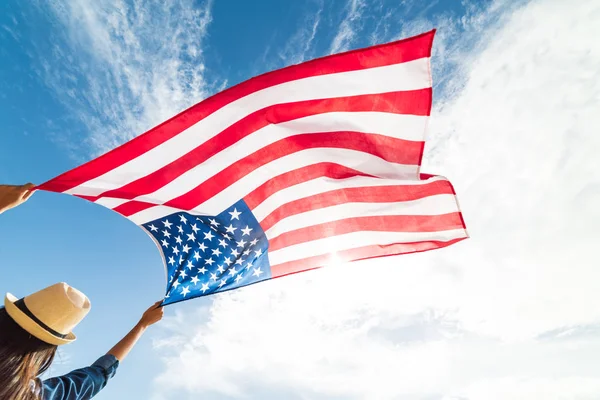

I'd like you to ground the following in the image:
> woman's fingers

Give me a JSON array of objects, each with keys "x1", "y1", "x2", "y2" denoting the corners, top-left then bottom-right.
[
  {"x1": 21, "y1": 183, "x2": 36, "y2": 201},
  {"x1": 140, "y1": 300, "x2": 166, "y2": 327},
  {"x1": 151, "y1": 300, "x2": 163, "y2": 310},
  {"x1": 0, "y1": 183, "x2": 36, "y2": 213}
]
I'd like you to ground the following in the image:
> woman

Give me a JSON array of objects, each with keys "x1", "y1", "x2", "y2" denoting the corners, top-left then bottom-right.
[{"x1": 0, "y1": 184, "x2": 164, "y2": 399}]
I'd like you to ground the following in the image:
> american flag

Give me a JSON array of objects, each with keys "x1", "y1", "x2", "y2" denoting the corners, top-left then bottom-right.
[{"x1": 38, "y1": 30, "x2": 468, "y2": 305}]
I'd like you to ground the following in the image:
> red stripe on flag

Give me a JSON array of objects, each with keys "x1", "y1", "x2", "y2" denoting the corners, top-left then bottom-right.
[
  {"x1": 244, "y1": 163, "x2": 373, "y2": 210},
  {"x1": 268, "y1": 213, "x2": 465, "y2": 252},
  {"x1": 260, "y1": 180, "x2": 456, "y2": 232},
  {"x1": 115, "y1": 131, "x2": 422, "y2": 216},
  {"x1": 76, "y1": 195, "x2": 96, "y2": 202},
  {"x1": 112, "y1": 200, "x2": 155, "y2": 217},
  {"x1": 85, "y1": 89, "x2": 431, "y2": 202},
  {"x1": 36, "y1": 31, "x2": 435, "y2": 194},
  {"x1": 161, "y1": 132, "x2": 423, "y2": 212},
  {"x1": 270, "y1": 237, "x2": 467, "y2": 277}
]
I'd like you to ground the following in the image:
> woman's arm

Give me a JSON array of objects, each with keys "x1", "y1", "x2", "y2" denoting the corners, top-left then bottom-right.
[
  {"x1": 41, "y1": 301, "x2": 164, "y2": 400},
  {"x1": 0, "y1": 183, "x2": 35, "y2": 214},
  {"x1": 107, "y1": 301, "x2": 164, "y2": 361}
]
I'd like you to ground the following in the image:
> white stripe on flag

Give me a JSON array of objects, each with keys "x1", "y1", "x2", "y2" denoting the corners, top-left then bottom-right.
[
  {"x1": 252, "y1": 175, "x2": 448, "y2": 222},
  {"x1": 277, "y1": 112, "x2": 428, "y2": 142},
  {"x1": 94, "y1": 197, "x2": 130, "y2": 208},
  {"x1": 128, "y1": 205, "x2": 194, "y2": 224},
  {"x1": 267, "y1": 229, "x2": 467, "y2": 267},
  {"x1": 264, "y1": 194, "x2": 462, "y2": 240}
]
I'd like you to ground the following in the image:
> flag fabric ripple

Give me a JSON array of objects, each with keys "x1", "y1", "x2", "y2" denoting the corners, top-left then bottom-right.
[{"x1": 37, "y1": 30, "x2": 468, "y2": 305}]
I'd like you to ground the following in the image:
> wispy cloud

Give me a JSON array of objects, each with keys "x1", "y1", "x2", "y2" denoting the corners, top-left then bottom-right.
[
  {"x1": 277, "y1": 2, "x2": 323, "y2": 65},
  {"x1": 1, "y1": 24, "x2": 21, "y2": 43},
  {"x1": 329, "y1": 0, "x2": 367, "y2": 54},
  {"x1": 367, "y1": 0, "x2": 529, "y2": 103},
  {"x1": 35, "y1": 0, "x2": 217, "y2": 157},
  {"x1": 254, "y1": 1, "x2": 324, "y2": 76},
  {"x1": 151, "y1": 0, "x2": 600, "y2": 398}
]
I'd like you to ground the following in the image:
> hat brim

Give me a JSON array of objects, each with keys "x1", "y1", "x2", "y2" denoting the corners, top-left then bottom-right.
[{"x1": 4, "y1": 293, "x2": 76, "y2": 346}]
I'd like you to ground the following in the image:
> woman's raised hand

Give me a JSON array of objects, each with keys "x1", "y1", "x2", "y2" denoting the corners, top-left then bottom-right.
[{"x1": 0, "y1": 183, "x2": 35, "y2": 214}]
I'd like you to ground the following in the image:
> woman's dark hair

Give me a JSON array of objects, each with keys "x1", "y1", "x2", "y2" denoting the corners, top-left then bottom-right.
[{"x1": 0, "y1": 307, "x2": 57, "y2": 400}]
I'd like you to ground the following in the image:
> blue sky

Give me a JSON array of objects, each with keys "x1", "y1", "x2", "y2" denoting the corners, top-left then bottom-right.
[{"x1": 1, "y1": 0, "x2": 599, "y2": 399}]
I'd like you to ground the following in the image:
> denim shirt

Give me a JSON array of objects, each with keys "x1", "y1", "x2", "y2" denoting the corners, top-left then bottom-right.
[{"x1": 40, "y1": 354, "x2": 119, "y2": 400}]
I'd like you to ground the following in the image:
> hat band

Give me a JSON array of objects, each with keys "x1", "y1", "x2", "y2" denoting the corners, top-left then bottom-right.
[{"x1": 14, "y1": 299, "x2": 68, "y2": 340}]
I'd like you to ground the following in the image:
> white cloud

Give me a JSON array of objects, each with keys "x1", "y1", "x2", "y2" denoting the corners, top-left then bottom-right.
[
  {"x1": 1, "y1": 24, "x2": 21, "y2": 43},
  {"x1": 36, "y1": 0, "x2": 216, "y2": 156},
  {"x1": 253, "y1": 1, "x2": 324, "y2": 77},
  {"x1": 423, "y1": 0, "x2": 600, "y2": 343},
  {"x1": 276, "y1": 2, "x2": 323, "y2": 66},
  {"x1": 367, "y1": 0, "x2": 530, "y2": 102},
  {"x1": 151, "y1": 0, "x2": 600, "y2": 398},
  {"x1": 329, "y1": 0, "x2": 367, "y2": 54}
]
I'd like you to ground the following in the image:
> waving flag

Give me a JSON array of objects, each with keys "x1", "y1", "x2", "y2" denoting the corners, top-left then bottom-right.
[{"x1": 38, "y1": 30, "x2": 467, "y2": 305}]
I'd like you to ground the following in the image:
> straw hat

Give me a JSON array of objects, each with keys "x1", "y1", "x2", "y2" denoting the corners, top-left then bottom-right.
[{"x1": 4, "y1": 282, "x2": 91, "y2": 346}]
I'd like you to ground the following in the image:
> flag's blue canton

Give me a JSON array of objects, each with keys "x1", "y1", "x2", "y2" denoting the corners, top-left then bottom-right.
[{"x1": 142, "y1": 199, "x2": 271, "y2": 305}]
